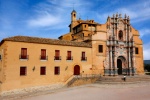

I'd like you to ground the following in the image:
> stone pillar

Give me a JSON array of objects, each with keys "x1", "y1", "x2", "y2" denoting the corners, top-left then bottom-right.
[
  {"x1": 116, "y1": 25, "x2": 118, "y2": 40},
  {"x1": 132, "y1": 47, "x2": 136, "y2": 75},
  {"x1": 128, "y1": 47, "x2": 131, "y2": 75},
  {"x1": 110, "y1": 46, "x2": 112, "y2": 76},
  {"x1": 114, "y1": 46, "x2": 118, "y2": 76},
  {"x1": 125, "y1": 24, "x2": 127, "y2": 41}
]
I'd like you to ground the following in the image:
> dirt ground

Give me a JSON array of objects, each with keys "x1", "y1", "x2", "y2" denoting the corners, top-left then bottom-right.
[{"x1": 19, "y1": 82, "x2": 150, "y2": 100}]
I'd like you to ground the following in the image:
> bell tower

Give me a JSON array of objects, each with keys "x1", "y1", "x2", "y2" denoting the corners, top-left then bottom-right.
[
  {"x1": 71, "y1": 10, "x2": 76, "y2": 22},
  {"x1": 70, "y1": 10, "x2": 77, "y2": 32}
]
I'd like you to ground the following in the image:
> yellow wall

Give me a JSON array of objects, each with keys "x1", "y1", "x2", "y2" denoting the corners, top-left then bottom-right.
[
  {"x1": 0, "y1": 41, "x2": 92, "y2": 91},
  {"x1": 92, "y1": 31, "x2": 107, "y2": 74},
  {"x1": 134, "y1": 44, "x2": 144, "y2": 74}
]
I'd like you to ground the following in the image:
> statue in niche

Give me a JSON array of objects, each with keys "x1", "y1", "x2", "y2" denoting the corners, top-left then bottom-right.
[{"x1": 118, "y1": 30, "x2": 123, "y2": 41}]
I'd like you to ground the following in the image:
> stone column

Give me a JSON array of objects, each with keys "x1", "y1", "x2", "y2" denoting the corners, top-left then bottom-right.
[
  {"x1": 116, "y1": 25, "x2": 118, "y2": 40},
  {"x1": 128, "y1": 47, "x2": 131, "y2": 75},
  {"x1": 114, "y1": 46, "x2": 118, "y2": 76},
  {"x1": 132, "y1": 47, "x2": 136, "y2": 75},
  {"x1": 110, "y1": 46, "x2": 112, "y2": 76},
  {"x1": 125, "y1": 24, "x2": 127, "y2": 41}
]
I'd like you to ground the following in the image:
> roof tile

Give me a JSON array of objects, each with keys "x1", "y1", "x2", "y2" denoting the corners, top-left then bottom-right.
[{"x1": 2, "y1": 36, "x2": 92, "y2": 48}]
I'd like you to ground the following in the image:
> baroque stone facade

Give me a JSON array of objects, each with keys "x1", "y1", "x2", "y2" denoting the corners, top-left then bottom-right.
[{"x1": 104, "y1": 14, "x2": 136, "y2": 76}]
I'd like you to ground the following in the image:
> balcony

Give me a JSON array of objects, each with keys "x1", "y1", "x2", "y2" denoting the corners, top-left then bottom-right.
[
  {"x1": 66, "y1": 56, "x2": 73, "y2": 61},
  {"x1": 40, "y1": 55, "x2": 48, "y2": 60},
  {"x1": 81, "y1": 57, "x2": 87, "y2": 61},
  {"x1": 19, "y1": 55, "x2": 29, "y2": 60},
  {"x1": 54, "y1": 56, "x2": 61, "y2": 60}
]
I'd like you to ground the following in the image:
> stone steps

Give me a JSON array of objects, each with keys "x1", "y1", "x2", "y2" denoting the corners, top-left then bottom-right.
[{"x1": 95, "y1": 75, "x2": 150, "y2": 84}]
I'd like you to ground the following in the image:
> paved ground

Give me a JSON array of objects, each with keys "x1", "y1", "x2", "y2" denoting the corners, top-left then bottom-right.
[{"x1": 18, "y1": 82, "x2": 150, "y2": 100}]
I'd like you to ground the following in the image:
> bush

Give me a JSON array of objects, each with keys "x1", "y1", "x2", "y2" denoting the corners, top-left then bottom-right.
[{"x1": 144, "y1": 64, "x2": 150, "y2": 72}]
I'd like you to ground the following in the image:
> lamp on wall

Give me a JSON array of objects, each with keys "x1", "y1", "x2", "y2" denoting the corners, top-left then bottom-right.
[
  {"x1": 65, "y1": 66, "x2": 68, "y2": 71},
  {"x1": 32, "y1": 66, "x2": 35, "y2": 71}
]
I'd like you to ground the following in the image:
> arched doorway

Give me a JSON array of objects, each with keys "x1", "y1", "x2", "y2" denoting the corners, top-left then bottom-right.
[
  {"x1": 117, "y1": 59, "x2": 122, "y2": 75},
  {"x1": 74, "y1": 65, "x2": 80, "y2": 75},
  {"x1": 117, "y1": 56, "x2": 126, "y2": 75}
]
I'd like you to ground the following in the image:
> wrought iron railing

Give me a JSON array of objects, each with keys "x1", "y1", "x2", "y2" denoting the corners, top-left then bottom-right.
[
  {"x1": 81, "y1": 57, "x2": 87, "y2": 61},
  {"x1": 54, "y1": 56, "x2": 61, "y2": 60},
  {"x1": 19, "y1": 55, "x2": 29, "y2": 60},
  {"x1": 66, "y1": 56, "x2": 73, "y2": 60},
  {"x1": 40, "y1": 55, "x2": 48, "y2": 60}
]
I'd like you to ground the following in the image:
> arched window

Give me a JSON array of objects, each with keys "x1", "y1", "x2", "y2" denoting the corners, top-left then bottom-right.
[{"x1": 118, "y1": 30, "x2": 123, "y2": 40}]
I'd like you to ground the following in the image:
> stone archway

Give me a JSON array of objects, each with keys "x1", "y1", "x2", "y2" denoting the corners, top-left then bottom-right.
[
  {"x1": 117, "y1": 56, "x2": 126, "y2": 75},
  {"x1": 74, "y1": 65, "x2": 80, "y2": 75}
]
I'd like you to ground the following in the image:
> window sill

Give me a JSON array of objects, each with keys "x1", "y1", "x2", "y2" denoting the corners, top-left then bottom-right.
[
  {"x1": 40, "y1": 60, "x2": 48, "y2": 61},
  {"x1": 66, "y1": 60, "x2": 73, "y2": 62},
  {"x1": 20, "y1": 75, "x2": 26, "y2": 76},
  {"x1": 54, "y1": 60, "x2": 61, "y2": 62},
  {"x1": 81, "y1": 60, "x2": 87, "y2": 62},
  {"x1": 20, "y1": 59, "x2": 28, "y2": 61}
]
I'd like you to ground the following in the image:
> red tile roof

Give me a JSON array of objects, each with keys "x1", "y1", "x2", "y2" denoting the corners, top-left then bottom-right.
[{"x1": 1, "y1": 36, "x2": 92, "y2": 48}]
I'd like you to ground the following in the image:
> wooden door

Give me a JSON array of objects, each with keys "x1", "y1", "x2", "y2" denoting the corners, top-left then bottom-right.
[{"x1": 74, "y1": 65, "x2": 80, "y2": 75}]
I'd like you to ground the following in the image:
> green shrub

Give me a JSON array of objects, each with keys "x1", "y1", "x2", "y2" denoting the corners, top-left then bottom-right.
[{"x1": 144, "y1": 64, "x2": 150, "y2": 72}]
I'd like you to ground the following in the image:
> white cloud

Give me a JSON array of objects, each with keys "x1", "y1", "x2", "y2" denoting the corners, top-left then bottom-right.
[
  {"x1": 143, "y1": 42, "x2": 150, "y2": 60},
  {"x1": 28, "y1": 13, "x2": 62, "y2": 27},
  {"x1": 96, "y1": 1, "x2": 150, "y2": 24},
  {"x1": 26, "y1": 0, "x2": 92, "y2": 28},
  {"x1": 96, "y1": 8, "x2": 138, "y2": 24},
  {"x1": 139, "y1": 29, "x2": 150, "y2": 38}
]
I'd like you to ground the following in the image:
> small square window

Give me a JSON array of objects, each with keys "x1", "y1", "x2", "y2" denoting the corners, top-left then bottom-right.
[
  {"x1": 40, "y1": 67, "x2": 46, "y2": 75},
  {"x1": 20, "y1": 67, "x2": 26, "y2": 76},
  {"x1": 98, "y1": 45, "x2": 103, "y2": 53},
  {"x1": 135, "y1": 47, "x2": 139, "y2": 54},
  {"x1": 54, "y1": 67, "x2": 60, "y2": 75}
]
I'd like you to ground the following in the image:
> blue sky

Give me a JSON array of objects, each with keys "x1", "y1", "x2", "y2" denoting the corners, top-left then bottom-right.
[{"x1": 0, "y1": 0, "x2": 150, "y2": 59}]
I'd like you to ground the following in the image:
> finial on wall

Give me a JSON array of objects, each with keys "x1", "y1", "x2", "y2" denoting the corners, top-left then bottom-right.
[
  {"x1": 124, "y1": 14, "x2": 127, "y2": 18},
  {"x1": 116, "y1": 12, "x2": 118, "y2": 17},
  {"x1": 119, "y1": 14, "x2": 122, "y2": 18}
]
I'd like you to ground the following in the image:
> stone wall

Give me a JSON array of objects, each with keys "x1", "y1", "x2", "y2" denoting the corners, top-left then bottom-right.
[{"x1": 68, "y1": 77, "x2": 99, "y2": 87}]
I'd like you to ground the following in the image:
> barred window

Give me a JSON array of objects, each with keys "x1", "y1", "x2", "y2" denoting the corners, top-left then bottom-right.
[
  {"x1": 55, "y1": 67, "x2": 60, "y2": 75},
  {"x1": 40, "y1": 67, "x2": 46, "y2": 75},
  {"x1": 20, "y1": 67, "x2": 26, "y2": 76},
  {"x1": 98, "y1": 45, "x2": 103, "y2": 53}
]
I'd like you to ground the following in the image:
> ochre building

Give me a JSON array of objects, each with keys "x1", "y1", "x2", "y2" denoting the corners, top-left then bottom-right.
[{"x1": 0, "y1": 10, "x2": 144, "y2": 93}]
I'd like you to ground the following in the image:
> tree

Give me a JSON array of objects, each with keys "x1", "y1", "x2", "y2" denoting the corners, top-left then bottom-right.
[{"x1": 144, "y1": 64, "x2": 150, "y2": 72}]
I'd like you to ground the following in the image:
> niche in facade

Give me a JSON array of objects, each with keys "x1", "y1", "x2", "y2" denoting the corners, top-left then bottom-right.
[{"x1": 118, "y1": 30, "x2": 123, "y2": 41}]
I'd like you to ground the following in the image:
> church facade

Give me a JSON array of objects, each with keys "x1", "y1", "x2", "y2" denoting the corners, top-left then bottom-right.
[
  {"x1": 0, "y1": 10, "x2": 144, "y2": 93},
  {"x1": 59, "y1": 10, "x2": 144, "y2": 76}
]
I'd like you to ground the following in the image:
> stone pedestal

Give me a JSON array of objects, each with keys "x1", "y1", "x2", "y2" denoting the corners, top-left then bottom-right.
[
  {"x1": 104, "y1": 68, "x2": 110, "y2": 76},
  {"x1": 113, "y1": 68, "x2": 118, "y2": 76},
  {"x1": 131, "y1": 67, "x2": 137, "y2": 76}
]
